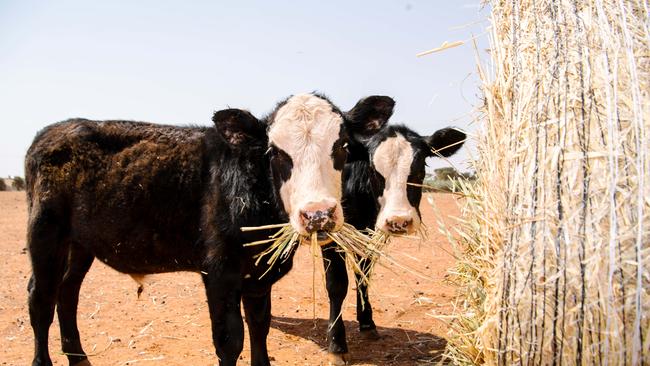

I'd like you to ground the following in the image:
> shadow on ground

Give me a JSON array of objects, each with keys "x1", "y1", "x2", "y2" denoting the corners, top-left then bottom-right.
[{"x1": 271, "y1": 316, "x2": 447, "y2": 365}]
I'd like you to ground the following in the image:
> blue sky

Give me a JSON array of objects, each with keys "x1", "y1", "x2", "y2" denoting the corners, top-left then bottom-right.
[{"x1": 0, "y1": 1, "x2": 488, "y2": 177}]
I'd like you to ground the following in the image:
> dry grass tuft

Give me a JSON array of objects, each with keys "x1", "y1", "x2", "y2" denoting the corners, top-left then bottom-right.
[
  {"x1": 241, "y1": 223, "x2": 384, "y2": 280},
  {"x1": 241, "y1": 223, "x2": 432, "y2": 288},
  {"x1": 242, "y1": 223, "x2": 300, "y2": 278},
  {"x1": 359, "y1": 227, "x2": 431, "y2": 284}
]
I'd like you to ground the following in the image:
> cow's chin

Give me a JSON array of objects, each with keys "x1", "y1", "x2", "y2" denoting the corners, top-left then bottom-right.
[{"x1": 300, "y1": 231, "x2": 334, "y2": 246}]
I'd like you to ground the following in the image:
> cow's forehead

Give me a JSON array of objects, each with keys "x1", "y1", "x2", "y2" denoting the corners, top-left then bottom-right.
[
  {"x1": 373, "y1": 133, "x2": 414, "y2": 178},
  {"x1": 268, "y1": 94, "x2": 343, "y2": 153}
]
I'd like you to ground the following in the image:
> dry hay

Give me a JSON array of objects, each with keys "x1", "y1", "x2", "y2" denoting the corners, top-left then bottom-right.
[
  {"x1": 362, "y1": 226, "x2": 432, "y2": 282},
  {"x1": 445, "y1": 0, "x2": 649, "y2": 365},
  {"x1": 241, "y1": 223, "x2": 380, "y2": 280},
  {"x1": 241, "y1": 223, "x2": 430, "y2": 288}
]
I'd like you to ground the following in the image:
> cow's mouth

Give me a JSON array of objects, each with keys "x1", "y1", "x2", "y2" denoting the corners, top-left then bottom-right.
[
  {"x1": 302, "y1": 230, "x2": 333, "y2": 246},
  {"x1": 316, "y1": 230, "x2": 332, "y2": 245}
]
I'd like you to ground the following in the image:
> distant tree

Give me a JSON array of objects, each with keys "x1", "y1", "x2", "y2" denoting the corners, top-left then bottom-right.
[
  {"x1": 424, "y1": 168, "x2": 477, "y2": 193},
  {"x1": 0, "y1": 179, "x2": 6, "y2": 191},
  {"x1": 434, "y1": 167, "x2": 461, "y2": 180},
  {"x1": 12, "y1": 176, "x2": 25, "y2": 191},
  {"x1": 434, "y1": 167, "x2": 477, "y2": 181}
]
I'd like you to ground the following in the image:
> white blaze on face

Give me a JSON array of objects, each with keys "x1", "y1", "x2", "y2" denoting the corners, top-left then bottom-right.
[
  {"x1": 373, "y1": 133, "x2": 421, "y2": 234},
  {"x1": 268, "y1": 94, "x2": 345, "y2": 235}
]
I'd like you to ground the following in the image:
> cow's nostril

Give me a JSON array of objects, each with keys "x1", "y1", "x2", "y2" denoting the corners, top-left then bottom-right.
[
  {"x1": 301, "y1": 207, "x2": 337, "y2": 233},
  {"x1": 326, "y1": 207, "x2": 336, "y2": 218},
  {"x1": 321, "y1": 219, "x2": 335, "y2": 232},
  {"x1": 385, "y1": 216, "x2": 413, "y2": 234}
]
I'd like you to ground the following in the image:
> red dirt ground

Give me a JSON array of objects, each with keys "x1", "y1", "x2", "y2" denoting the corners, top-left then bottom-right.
[{"x1": 0, "y1": 192, "x2": 461, "y2": 366}]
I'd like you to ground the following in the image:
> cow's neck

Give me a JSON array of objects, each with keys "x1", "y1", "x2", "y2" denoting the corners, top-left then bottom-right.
[{"x1": 211, "y1": 142, "x2": 283, "y2": 239}]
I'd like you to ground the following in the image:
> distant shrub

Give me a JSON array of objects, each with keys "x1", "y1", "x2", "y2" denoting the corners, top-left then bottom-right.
[
  {"x1": 434, "y1": 167, "x2": 460, "y2": 180},
  {"x1": 12, "y1": 176, "x2": 25, "y2": 191},
  {"x1": 425, "y1": 169, "x2": 477, "y2": 193},
  {"x1": 434, "y1": 167, "x2": 476, "y2": 181},
  {"x1": 423, "y1": 178, "x2": 466, "y2": 193},
  {"x1": 0, "y1": 179, "x2": 6, "y2": 192}
]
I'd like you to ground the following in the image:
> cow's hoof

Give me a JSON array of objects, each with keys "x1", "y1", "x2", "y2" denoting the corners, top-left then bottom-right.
[
  {"x1": 72, "y1": 359, "x2": 92, "y2": 366},
  {"x1": 328, "y1": 352, "x2": 349, "y2": 365},
  {"x1": 360, "y1": 328, "x2": 381, "y2": 340}
]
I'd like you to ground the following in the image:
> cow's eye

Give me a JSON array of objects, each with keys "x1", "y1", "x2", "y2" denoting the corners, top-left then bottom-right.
[
  {"x1": 270, "y1": 146, "x2": 293, "y2": 184},
  {"x1": 332, "y1": 141, "x2": 348, "y2": 170}
]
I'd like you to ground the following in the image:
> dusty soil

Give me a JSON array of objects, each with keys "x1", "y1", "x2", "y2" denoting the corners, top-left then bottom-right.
[{"x1": 0, "y1": 192, "x2": 461, "y2": 366}]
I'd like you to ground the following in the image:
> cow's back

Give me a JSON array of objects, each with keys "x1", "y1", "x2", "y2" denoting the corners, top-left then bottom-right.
[
  {"x1": 28, "y1": 119, "x2": 203, "y2": 189},
  {"x1": 25, "y1": 119, "x2": 211, "y2": 273}
]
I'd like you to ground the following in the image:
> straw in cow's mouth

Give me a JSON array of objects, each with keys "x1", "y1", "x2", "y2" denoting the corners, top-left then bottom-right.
[
  {"x1": 354, "y1": 225, "x2": 430, "y2": 286},
  {"x1": 240, "y1": 223, "x2": 380, "y2": 280},
  {"x1": 240, "y1": 222, "x2": 430, "y2": 287}
]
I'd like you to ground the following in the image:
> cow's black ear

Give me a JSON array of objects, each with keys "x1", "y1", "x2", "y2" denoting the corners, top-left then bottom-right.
[
  {"x1": 426, "y1": 127, "x2": 466, "y2": 157},
  {"x1": 212, "y1": 109, "x2": 265, "y2": 146},
  {"x1": 345, "y1": 96, "x2": 395, "y2": 137},
  {"x1": 344, "y1": 139, "x2": 370, "y2": 163}
]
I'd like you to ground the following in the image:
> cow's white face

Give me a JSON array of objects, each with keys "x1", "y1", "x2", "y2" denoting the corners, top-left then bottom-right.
[
  {"x1": 372, "y1": 133, "x2": 422, "y2": 235},
  {"x1": 268, "y1": 94, "x2": 348, "y2": 237},
  {"x1": 368, "y1": 126, "x2": 466, "y2": 235}
]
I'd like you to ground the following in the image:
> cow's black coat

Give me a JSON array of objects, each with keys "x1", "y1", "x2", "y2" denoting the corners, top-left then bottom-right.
[
  {"x1": 25, "y1": 93, "x2": 392, "y2": 366},
  {"x1": 320, "y1": 98, "x2": 466, "y2": 358},
  {"x1": 25, "y1": 115, "x2": 289, "y2": 366}
]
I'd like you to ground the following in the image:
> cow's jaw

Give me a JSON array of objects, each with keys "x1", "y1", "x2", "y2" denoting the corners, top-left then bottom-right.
[
  {"x1": 268, "y1": 94, "x2": 345, "y2": 237},
  {"x1": 372, "y1": 133, "x2": 421, "y2": 235}
]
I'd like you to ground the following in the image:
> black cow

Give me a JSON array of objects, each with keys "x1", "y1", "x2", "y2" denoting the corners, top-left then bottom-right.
[
  {"x1": 24, "y1": 93, "x2": 387, "y2": 366},
  {"x1": 320, "y1": 96, "x2": 466, "y2": 364}
]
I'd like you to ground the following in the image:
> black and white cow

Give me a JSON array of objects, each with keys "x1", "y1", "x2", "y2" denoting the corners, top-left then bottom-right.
[
  {"x1": 320, "y1": 96, "x2": 466, "y2": 365},
  {"x1": 24, "y1": 93, "x2": 386, "y2": 366}
]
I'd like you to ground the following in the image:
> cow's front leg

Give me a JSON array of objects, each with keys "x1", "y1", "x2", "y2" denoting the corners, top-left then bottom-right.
[
  {"x1": 202, "y1": 259, "x2": 244, "y2": 366},
  {"x1": 243, "y1": 291, "x2": 271, "y2": 366},
  {"x1": 355, "y1": 256, "x2": 380, "y2": 340},
  {"x1": 321, "y1": 244, "x2": 349, "y2": 365}
]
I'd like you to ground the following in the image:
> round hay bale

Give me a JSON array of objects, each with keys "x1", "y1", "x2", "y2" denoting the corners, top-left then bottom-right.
[{"x1": 446, "y1": 0, "x2": 649, "y2": 364}]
